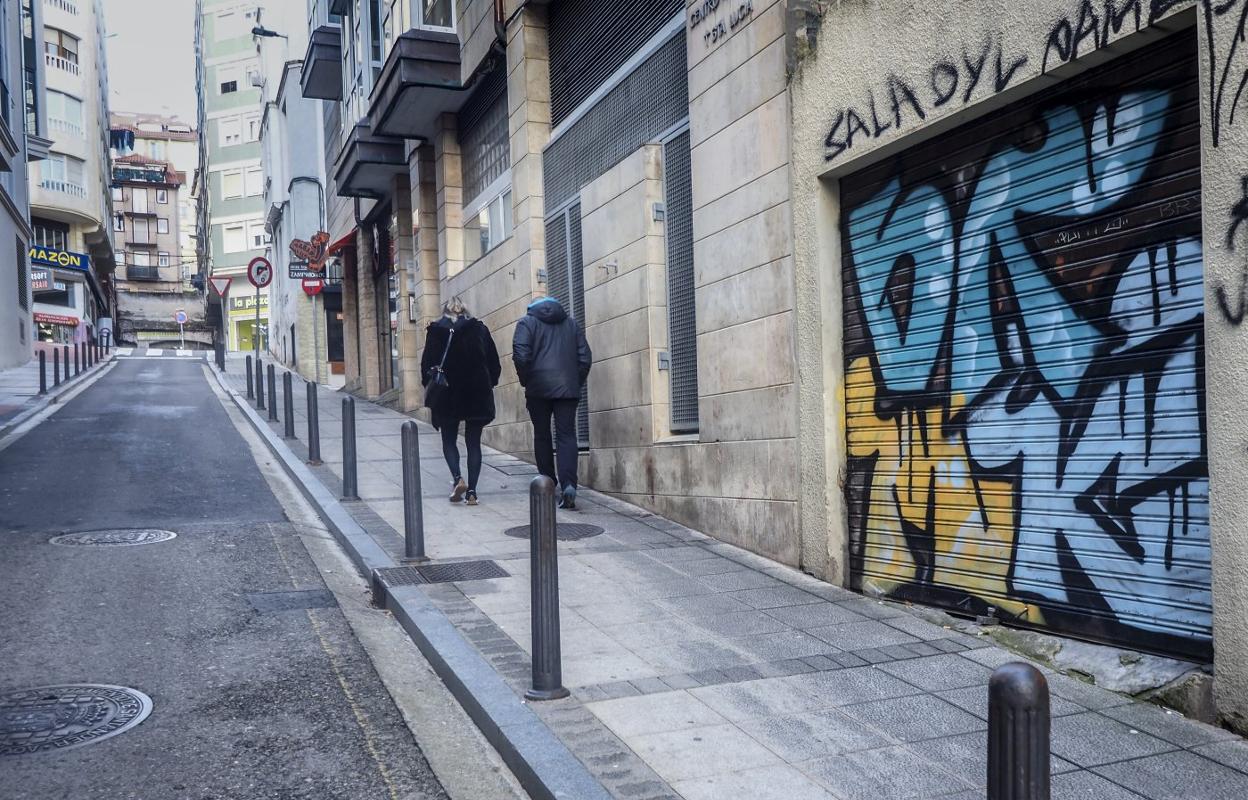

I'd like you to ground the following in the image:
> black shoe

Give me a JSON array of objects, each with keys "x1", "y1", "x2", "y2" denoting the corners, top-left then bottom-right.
[
  {"x1": 465, "y1": 490, "x2": 478, "y2": 506},
  {"x1": 558, "y1": 485, "x2": 576, "y2": 510},
  {"x1": 449, "y1": 477, "x2": 467, "y2": 503}
]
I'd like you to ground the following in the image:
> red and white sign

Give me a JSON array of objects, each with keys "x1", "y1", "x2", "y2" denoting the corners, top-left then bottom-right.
[
  {"x1": 247, "y1": 256, "x2": 273, "y2": 288},
  {"x1": 302, "y1": 277, "x2": 323, "y2": 296},
  {"x1": 34, "y1": 312, "x2": 79, "y2": 327},
  {"x1": 209, "y1": 276, "x2": 232, "y2": 298}
]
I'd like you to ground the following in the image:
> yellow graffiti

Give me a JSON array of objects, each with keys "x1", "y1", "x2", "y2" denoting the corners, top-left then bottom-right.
[{"x1": 845, "y1": 357, "x2": 1036, "y2": 623}]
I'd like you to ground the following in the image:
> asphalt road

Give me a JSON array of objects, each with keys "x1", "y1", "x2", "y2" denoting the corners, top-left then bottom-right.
[{"x1": 0, "y1": 356, "x2": 453, "y2": 799}]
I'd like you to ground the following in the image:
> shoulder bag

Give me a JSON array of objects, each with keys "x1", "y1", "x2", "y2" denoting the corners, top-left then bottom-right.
[{"x1": 423, "y1": 328, "x2": 455, "y2": 409}]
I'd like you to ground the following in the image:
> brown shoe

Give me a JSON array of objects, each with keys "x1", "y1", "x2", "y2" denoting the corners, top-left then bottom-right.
[
  {"x1": 465, "y1": 490, "x2": 478, "y2": 506},
  {"x1": 449, "y1": 477, "x2": 467, "y2": 503}
]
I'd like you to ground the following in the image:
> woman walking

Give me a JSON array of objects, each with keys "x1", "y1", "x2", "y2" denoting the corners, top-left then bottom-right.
[{"x1": 421, "y1": 298, "x2": 501, "y2": 505}]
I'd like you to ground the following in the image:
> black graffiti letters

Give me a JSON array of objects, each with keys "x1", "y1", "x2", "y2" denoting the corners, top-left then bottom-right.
[
  {"x1": 825, "y1": 39, "x2": 1026, "y2": 162},
  {"x1": 1044, "y1": 0, "x2": 1187, "y2": 73}
]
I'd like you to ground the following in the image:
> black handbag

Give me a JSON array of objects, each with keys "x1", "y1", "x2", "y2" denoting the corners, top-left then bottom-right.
[{"x1": 423, "y1": 328, "x2": 455, "y2": 409}]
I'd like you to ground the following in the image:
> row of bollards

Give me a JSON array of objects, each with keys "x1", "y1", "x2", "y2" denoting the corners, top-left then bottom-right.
[{"x1": 38, "y1": 338, "x2": 110, "y2": 395}]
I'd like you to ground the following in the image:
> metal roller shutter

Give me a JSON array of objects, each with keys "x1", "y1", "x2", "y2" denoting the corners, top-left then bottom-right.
[
  {"x1": 840, "y1": 33, "x2": 1208, "y2": 658},
  {"x1": 664, "y1": 129, "x2": 698, "y2": 433}
]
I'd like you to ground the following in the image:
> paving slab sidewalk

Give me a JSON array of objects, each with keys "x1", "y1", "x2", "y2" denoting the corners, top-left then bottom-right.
[
  {"x1": 0, "y1": 347, "x2": 114, "y2": 433},
  {"x1": 223, "y1": 354, "x2": 1248, "y2": 800}
]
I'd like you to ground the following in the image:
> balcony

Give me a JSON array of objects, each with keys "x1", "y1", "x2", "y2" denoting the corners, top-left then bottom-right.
[
  {"x1": 300, "y1": 25, "x2": 342, "y2": 101},
  {"x1": 45, "y1": 53, "x2": 79, "y2": 76},
  {"x1": 333, "y1": 122, "x2": 406, "y2": 199},
  {"x1": 368, "y1": 29, "x2": 464, "y2": 141},
  {"x1": 126, "y1": 237, "x2": 158, "y2": 248},
  {"x1": 48, "y1": 117, "x2": 83, "y2": 137},
  {"x1": 126, "y1": 265, "x2": 160, "y2": 281},
  {"x1": 45, "y1": 0, "x2": 79, "y2": 14},
  {"x1": 40, "y1": 178, "x2": 86, "y2": 197}
]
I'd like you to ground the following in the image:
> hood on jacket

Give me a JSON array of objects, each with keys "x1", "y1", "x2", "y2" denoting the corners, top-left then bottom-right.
[
  {"x1": 432, "y1": 315, "x2": 477, "y2": 333},
  {"x1": 527, "y1": 297, "x2": 568, "y2": 325}
]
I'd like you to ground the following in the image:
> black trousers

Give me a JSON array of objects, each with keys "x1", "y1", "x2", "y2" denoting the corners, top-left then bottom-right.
[
  {"x1": 526, "y1": 397, "x2": 579, "y2": 490},
  {"x1": 440, "y1": 420, "x2": 485, "y2": 490}
]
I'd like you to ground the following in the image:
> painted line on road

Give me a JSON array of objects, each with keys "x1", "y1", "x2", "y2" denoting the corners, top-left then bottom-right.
[{"x1": 203, "y1": 363, "x2": 611, "y2": 800}]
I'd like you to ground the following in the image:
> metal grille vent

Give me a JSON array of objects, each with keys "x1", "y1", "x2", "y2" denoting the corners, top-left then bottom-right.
[
  {"x1": 663, "y1": 129, "x2": 698, "y2": 432},
  {"x1": 460, "y1": 60, "x2": 509, "y2": 202},
  {"x1": 376, "y1": 560, "x2": 510, "y2": 586},
  {"x1": 543, "y1": 33, "x2": 689, "y2": 212},
  {"x1": 504, "y1": 523, "x2": 605, "y2": 541},
  {"x1": 543, "y1": 203, "x2": 590, "y2": 447}
]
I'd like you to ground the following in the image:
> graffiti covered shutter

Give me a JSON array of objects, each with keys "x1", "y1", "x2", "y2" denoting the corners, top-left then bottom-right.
[{"x1": 840, "y1": 33, "x2": 1209, "y2": 658}]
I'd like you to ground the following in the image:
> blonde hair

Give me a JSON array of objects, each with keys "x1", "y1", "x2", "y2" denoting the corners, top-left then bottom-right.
[{"x1": 442, "y1": 297, "x2": 469, "y2": 317}]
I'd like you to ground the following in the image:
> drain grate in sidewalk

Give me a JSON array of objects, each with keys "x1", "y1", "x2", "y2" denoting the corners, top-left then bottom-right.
[
  {"x1": 376, "y1": 560, "x2": 510, "y2": 587},
  {"x1": 504, "y1": 523, "x2": 604, "y2": 541}
]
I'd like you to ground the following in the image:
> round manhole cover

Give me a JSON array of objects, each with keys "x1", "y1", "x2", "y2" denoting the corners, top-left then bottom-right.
[
  {"x1": 1, "y1": 684, "x2": 153, "y2": 756},
  {"x1": 48, "y1": 529, "x2": 177, "y2": 547},
  {"x1": 504, "y1": 523, "x2": 605, "y2": 541}
]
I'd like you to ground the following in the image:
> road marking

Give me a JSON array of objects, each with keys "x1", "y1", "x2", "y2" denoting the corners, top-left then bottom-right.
[
  {"x1": 116, "y1": 348, "x2": 134, "y2": 356},
  {"x1": 176, "y1": 350, "x2": 192, "y2": 357},
  {"x1": 147, "y1": 349, "x2": 163, "y2": 356}
]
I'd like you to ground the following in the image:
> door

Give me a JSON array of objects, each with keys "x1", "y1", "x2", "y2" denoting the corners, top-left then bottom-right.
[{"x1": 840, "y1": 33, "x2": 1208, "y2": 658}]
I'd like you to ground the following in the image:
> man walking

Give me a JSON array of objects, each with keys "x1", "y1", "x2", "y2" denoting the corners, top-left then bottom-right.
[{"x1": 513, "y1": 297, "x2": 592, "y2": 509}]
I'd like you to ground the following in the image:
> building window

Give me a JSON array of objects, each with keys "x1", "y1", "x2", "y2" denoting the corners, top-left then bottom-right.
[
  {"x1": 132, "y1": 250, "x2": 150, "y2": 267},
  {"x1": 223, "y1": 223, "x2": 246, "y2": 253},
  {"x1": 244, "y1": 165, "x2": 263, "y2": 197},
  {"x1": 464, "y1": 187, "x2": 512, "y2": 262},
  {"x1": 111, "y1": 186, "x2": 123, "y2": 202},
  {"x1": 41, "y1": 152, "x2": 85, "y2": 194},
  {"x1": 421, "y1": 0, "x2": 454, "y2": 29},
  {"x1": 115, "y1": 250, "x2": 125, "y2": 266},
  {"x1": 32, "y1": 218, "x2": 69, "y2": 250},
  {"x1": 157, "y1": 218, "x2": 169, "y2": 234},
  {"x1": 131, "y1": 187, "x2": 149, "y2": 214},
  {"x1": 219, "y1": 116, "x2": 241, "y2": 146},
  {"x1": 218, "y1": 64, "x2": 241, "y2": 94},
  {"x1": 459, "y1": 63, "x2": 509, "y2": 204},
  {"x1": 45, "y1": 89, "x2": 83, "y2": 135},
  {"x1": 245, "y1": 63, "x2": 261, "y2": 88},
  {"x1": 221, "y1": 169, "x2": 243, "y2": 199},
  {"x1": 156, "y1": 188, "x2": 168, "y2": 204},
  {"x1": 244, "y1": 113, "x2": 261, "y2": 143},
  {"x1": 112, "y1": 214, "x2": 125, "y2": 232},
  {"x1": 158, "y1": 252, "x2": 170, "y2": 267},
  {"x1": 43, "y1": 27, "x2": 78, "y2": 64},
  {"x1": 247, "y1": 219, "x2": 270, "y2": 249}
]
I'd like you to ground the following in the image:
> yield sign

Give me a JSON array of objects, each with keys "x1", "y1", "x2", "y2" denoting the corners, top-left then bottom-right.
[{"x1": 209, "y1": 276, "x2": 232, "y2": 298}]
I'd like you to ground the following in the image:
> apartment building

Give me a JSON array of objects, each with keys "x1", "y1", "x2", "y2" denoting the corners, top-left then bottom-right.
[
  {"x1": 28, "y1": 0, "x2": 114, "y2": 349},
  {"x1": 195, "y1": 0, "x2": 271, "y2": 352}
]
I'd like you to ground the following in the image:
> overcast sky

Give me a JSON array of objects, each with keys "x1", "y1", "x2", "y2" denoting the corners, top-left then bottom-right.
[{"x1": 104, "y1": 0, "x2": 198, "y2": 121}]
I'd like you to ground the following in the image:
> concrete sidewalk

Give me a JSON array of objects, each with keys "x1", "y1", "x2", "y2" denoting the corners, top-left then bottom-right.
[
  {"x1": 0, "y1": 345, "x2": 113, "y2": 433},
  {"x1": 223, "y1": 354, "x2": 1248, "y2": 800}
]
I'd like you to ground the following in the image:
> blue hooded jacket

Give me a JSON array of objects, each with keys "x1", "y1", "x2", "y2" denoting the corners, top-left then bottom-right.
[{"x1": 512, "y1": 298, "x2": 592, "y2": 399}]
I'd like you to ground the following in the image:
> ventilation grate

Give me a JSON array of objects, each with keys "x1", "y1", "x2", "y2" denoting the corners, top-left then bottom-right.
[
  {"x1": 504, "y1": 523, "x2": 605, "y2": 541},
  {"x1": 376, "y1": 561, "x2": 510, "y2": 586}
]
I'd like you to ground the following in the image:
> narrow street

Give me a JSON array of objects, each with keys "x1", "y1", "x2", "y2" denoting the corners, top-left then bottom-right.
[{"x1": 0, "y1": 353, "x2": 518, "y2": 799}]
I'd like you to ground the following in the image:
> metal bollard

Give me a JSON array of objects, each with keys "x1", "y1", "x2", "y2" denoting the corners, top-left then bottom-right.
[
  {"x1": 53, "y1": 349, "x2": 60, "y2": 386},
  {"x1": 987, "y1": 662, "x2": 1050, "y2": 800},
  {"x1": 245, "y1": 355, "x2": 254, "y2": 398},
  {"x1": 342, "y1": 396, "x2": 359, "y2": 500},
  {"x1": 255, "y1": 358, "x2": 265, "y2": 410},
  {"x1": 38, "y1": 351, "x2": 46, "y2": 394},
  {"x1": 401, "y1": 421, "x2": 428, "y2": 562},
  {"x1": 267, "y1": 364, "x2": 278, "y2": 422},
  {"x1": 63, "y1": 345, "x2": 70, "y2": 379},
  {"x1": 73, "y1": 343, "x2": 80, "y2": 376},
  {"x1": 306, "y1": 381, "x2": 321, "y2": 465},
  {"x1": 526, "y1": 475, "x2": 569, "y2": 701},
  {"x1": 282, "y1": 372, "x2": 295, "y2": 439}
]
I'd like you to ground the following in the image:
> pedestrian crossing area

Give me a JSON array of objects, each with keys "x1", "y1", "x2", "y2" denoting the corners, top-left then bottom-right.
[{"x1": 115, "y1": 348, "x2": 203, "y2": 360}]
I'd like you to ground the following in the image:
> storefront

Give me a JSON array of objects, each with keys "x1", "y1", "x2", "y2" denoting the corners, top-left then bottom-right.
[
  {"x1": 33, "y1": 311, "x2": 82, "y2": 344},
  {"x1": 29, "y1": 246, "x2": 97, "y2": 344},
  {"x1": 228, "y1": 292, "x2": 269, "y2": 352}
]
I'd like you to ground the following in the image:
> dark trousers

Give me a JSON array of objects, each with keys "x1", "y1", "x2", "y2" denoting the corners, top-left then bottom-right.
[
  {"x1": 440, "y1": 420, "x2": 485, "y2": 489},
  {"x1": 527, "y1": 397, "x2": 579, "y2": 489}
]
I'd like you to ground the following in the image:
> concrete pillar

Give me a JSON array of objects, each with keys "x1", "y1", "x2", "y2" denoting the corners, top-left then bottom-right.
[
  {"x1": 392, "y1": 169, "x2": 422, "y2": 411},
  {"x1": 414, "y1": 144, "x2": 441, "y2": 332},
  {"x1": 341, "y1": 246, "x2": 361, "y2": 387},
  {"x1": 435, "y1": 113, "x2": 464, "y2": 281},
  {"x1": 506, "y1": 4, "x2": 552, "y2": 290},
  {"x1": 355, "y1": 224, "x2": 382, "y2": 398}
]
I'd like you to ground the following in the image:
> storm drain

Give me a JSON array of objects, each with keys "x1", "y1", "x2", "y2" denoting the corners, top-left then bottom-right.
[
  {"x1": 504, "y1": 523, "x2": 604, "y2": 541},
  {"x1": 247, "y1": 589, "x2": 337, "y2": 614},
  {"x1": 48, "y1": 529, "x2": 177, "y2": 547},
  {"x1": 1, "y1": 684, "x2": 153, "y2": 756},
  {"x1": 375, "y1": 560, "x2": 509, "y2": 587}
]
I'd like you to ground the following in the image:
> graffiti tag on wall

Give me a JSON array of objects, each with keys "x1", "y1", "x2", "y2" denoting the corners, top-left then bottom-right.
[{"x1": 841, "y1": 41, "x2": 1210, "y2": 656}]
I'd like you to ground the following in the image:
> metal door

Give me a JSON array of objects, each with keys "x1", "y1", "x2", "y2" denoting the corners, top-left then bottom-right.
[{"x1": 840, "y1": 33, "x2": 1208, "y2": 658}]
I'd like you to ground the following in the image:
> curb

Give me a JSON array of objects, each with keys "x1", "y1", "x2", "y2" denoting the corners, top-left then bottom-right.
[
  {"x1": 0, "y1": 356, "x2": 118, "y2": 446},
  {"x1": 208, "y1": 364, "x2": 612, "y2": 800}
]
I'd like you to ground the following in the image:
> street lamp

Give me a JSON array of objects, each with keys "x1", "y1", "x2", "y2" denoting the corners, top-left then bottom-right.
[{"x1": 251, "y1": 25, "x2": 286, "y2": 39}]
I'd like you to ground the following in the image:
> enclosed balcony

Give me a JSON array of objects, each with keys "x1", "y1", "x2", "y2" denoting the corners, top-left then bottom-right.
[
  {"x1": 301, "y1": 25, "x2": 342, "y2": 101},
  {"x1": 368, "y1": 28, "x2": 463, "y2": 141},
  {"x1": 333, "y1": 122, "x2": 405, "y2": 200},
  {"x1": 126, "y1": 265, "x2": 159, "y2": 281}
]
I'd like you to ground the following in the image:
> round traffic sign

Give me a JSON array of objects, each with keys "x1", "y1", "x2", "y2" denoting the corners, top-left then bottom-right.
[
  {"x1": 247, "y1": 256, "x2": 273, "y2": 288},
  {"x1": 174, "y1": 309, "x2": 188, "y2": 324},
  {"x1": 302, "y1": 277, "x2": 324, "y2": 296}
]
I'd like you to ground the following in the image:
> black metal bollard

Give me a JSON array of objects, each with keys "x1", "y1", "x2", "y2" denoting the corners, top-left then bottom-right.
[
  {"x1": 255, "y1": 358, "x2": 265, "y2": 410},
  {"x1": 63, "y1": 345, "x2": 70, "y2": 379},
  {"x1": 401, "y1": 421, "x2": 428, "y2": 563},
  {"x1": 306, "y1": 381, "x2": 321, "y2": 465},
  {"x1": 987, "y1": 662, "x2": 1050, "y2": 800},
  {"x1": 342, "y1": 396, "x2": 358, "y2": 500},
  {"x1": 53, "y1": 348, "x2": 60, "y2": 386},
  {"x1": 526, "y1": 475, "x2": 569, "y2": 701},
  {"x1": 282, "y1": 372, "x2": 295, "y2": 439},
  {"x1": 267, "y1": 365, "x2": 278, "y2": 422},
  {"x1": 73, "y1": 343, "x2": 80, "y2": 376},
  {"x1": 38, "y1": 351, "x2": 46, "y2": 394},
  {"x1": 245, "y1": 355, "x2": 254, "y2": 398}
]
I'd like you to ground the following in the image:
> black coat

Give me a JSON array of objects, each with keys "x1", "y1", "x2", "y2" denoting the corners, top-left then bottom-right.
[
  {"x1": 421, "y1": 316, "x2": 501, "y2": 428},
  {"x1": 512, "y1": 298, "x2": 592, "y2": 400}
]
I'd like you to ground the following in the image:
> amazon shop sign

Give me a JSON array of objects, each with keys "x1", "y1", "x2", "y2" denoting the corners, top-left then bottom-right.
[{"x1": 29, "y1": 246, "x2": 90, "y2": 272}]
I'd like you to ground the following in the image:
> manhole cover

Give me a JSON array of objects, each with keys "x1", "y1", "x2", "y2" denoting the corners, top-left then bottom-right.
[
  {"x1": 504, "y1": 523, "x2": 605, "y2": 541},
  {"x1": 376, "y1": 560, "x2": 509, "y2": 586},
  {"x1": 1, "y1": 684, "x2": 153, "y2": 756},
  {"x1": 48, "y1": 529, "x2": 177, "y2": 547}
]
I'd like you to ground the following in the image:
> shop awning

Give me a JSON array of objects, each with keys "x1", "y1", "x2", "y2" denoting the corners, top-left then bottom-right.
[{"x1": 326, "y1": 229, "x2": 357, "y2": 256}]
